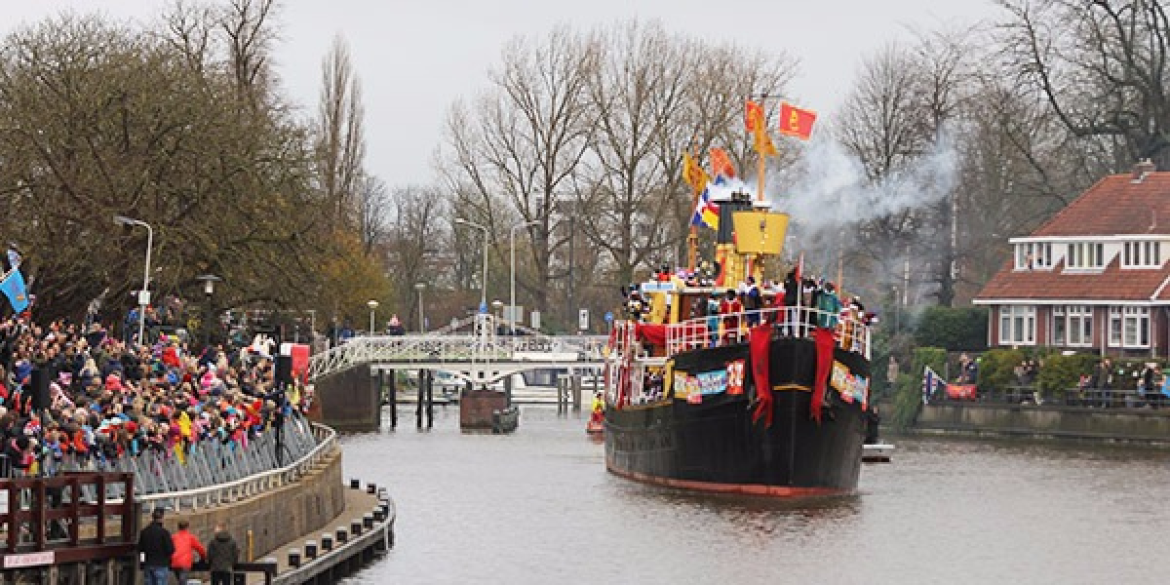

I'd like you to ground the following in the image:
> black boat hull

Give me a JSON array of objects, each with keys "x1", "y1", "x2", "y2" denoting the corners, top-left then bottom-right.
[{"x1": 605, "y1": 336, "x2": 868, "y2": 496}]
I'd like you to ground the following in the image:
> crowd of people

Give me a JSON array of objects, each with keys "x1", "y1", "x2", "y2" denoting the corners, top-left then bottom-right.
[{"x1": 0, "y1": 312, "x2": 312, "y2": 478}]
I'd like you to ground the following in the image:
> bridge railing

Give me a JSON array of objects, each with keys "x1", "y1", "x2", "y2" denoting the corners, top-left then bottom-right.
[{"x1": 307, "y1": 320, "x2": 609, "y2": 380}]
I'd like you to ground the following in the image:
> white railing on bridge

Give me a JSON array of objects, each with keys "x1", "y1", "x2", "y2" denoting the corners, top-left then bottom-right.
[{"x1": 308, "y1": 313, "x2": 608, "y2": 381}]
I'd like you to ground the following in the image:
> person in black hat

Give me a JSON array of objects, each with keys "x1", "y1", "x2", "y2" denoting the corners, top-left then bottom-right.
[{"x1": 137, "y1": 508, "x2": 174, "y2": 585}]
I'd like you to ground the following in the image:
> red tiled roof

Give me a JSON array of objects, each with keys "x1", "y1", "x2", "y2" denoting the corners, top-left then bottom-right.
[
  {"x1": 1033, "y1": 172, "x2": 1170, "y2": 236},
  {"x1": 976, "y1": 170, "x2": 1170, "y2": 304},
  {"x1": 977, "y1": 256, "x2": 1170, "y2": 303}
]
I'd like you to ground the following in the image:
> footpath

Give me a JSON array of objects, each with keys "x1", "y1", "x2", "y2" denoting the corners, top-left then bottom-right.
[{"x1": 244, "y1": 485, "x2": 387, "y2": 584}]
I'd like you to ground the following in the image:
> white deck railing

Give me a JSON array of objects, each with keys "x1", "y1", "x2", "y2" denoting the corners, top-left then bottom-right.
[{"x1": 616, "y1": 304, "x2": 871, "y2": 360}]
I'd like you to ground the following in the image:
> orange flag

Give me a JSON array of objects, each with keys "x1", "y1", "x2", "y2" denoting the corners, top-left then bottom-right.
[
  {"x1": 709, "y1": 147, "x2": 736, "y2": 179},
  {"x1": 681, "y1": 151, "x2": 710, "y2": 191},
  {"x1": 778, "y1": 102, "x2": 817, "y2": 140},
  {"x1": 744, "y1": 99, "x2": 764, "y2": 132}
]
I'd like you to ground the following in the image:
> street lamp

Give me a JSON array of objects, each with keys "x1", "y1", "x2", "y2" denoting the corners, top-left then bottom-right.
[
  {"x1": 414, "y1": 282, "x2": 426, "y2": 333},
  {"x1": 510, "y1": 220, "x2": 540, "y2": 335},
  {"x1": 113, "y1": 215, "x2": 153, "y2": 346},
  {"x1": 196, "y1": 274, "x2": 221, "y2": 348},
  {"x1": 454, "y1": 218, "x2": 489, "y2": 312},
  {"x1": 367, "y1": 299, "x2": 379, "y2": 335}
]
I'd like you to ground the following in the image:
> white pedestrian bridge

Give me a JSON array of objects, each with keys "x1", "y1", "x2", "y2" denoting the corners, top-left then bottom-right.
[{"x1": 308, "y1": 313, "x2": 608, "y2": 386}]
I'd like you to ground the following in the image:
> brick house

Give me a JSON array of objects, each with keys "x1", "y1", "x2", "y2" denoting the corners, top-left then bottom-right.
[{"x1": 974, "y1": 161, "x2": 1170, "y2": 358}]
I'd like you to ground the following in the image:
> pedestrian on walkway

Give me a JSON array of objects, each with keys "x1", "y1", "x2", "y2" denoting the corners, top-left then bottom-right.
[
  {"x1": 207, "y1": 522, "x2": 240, "y2": 585},
  {"x1": 137, "y1": 508, "x2": 174, "y2": 585},
  {"x1": 171, "y1": 519, "x2": 207, "y2": 585}
]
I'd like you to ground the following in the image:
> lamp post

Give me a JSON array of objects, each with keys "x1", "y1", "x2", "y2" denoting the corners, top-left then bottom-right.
[
  {"x1": 196, "y1": 274, "x2": 221, "y2": 349},
  {"x1": 113, "y1": 215, "x2": 153, "y2": 346},
  {"x1": 367, "y1": 300, "x2": 379, "y2": 335},
  {"x1": 510, "y1": 220, "x2": 539, "y2": 335},
  {"x1": 454, "y1": 218, "x2": 489, "y2": 312},
  {"x1": 414, "y1": 282, "x2": 426, "y2": 333}
]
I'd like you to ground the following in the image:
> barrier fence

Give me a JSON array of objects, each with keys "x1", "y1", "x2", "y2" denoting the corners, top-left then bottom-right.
[{"x1": 4, "y1": 415, "x2": 329, "y2": 512}]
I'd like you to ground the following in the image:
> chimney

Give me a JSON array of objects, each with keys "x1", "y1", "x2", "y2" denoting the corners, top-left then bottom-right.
[{"x1": 1132, "y1": 159, "x2": 1156, "y2": 182}]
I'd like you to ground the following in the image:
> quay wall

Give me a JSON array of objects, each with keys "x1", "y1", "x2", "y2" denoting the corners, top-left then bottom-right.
[
  {"x1": 913, "y1": 403, "x2": 1170, "y2": 445},
  {"x1": 142, "y1": 444, "x2": 347, "y2": 559}
]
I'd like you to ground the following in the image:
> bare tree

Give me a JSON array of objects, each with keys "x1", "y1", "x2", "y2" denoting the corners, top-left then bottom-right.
[
  {"x1": 578, "y1": 22, "x2": 690, "y2": 291},
  {"x1": 157, "y1": 0, "x2": 215, "y2": 75},
  {"x1": 220, "y1": 0, "x2": 278, "y2": 107},
  {"x1": 316, "y1": 34, "x2": 366, "y2": 230},
  {"x1": 356, "y1": 173, "x2": 389, "y2": 255},
  {"x1": 385, "y1": 185, "x2": 447, "y2": 330},
  {"x1": 999, "y1": 0, "x2": 1170, "y2": 170},
  {"x1": 440, "y1": 26, "x2": 598, "y2": 321}
]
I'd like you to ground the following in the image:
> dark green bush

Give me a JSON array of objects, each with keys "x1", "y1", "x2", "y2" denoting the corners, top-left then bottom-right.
[
  {"x1": 888, "y1": 347, "x2": 946, "y2": 429},
  {"x1": 888, "y1": 373, "x2": 916, "y2": 429},
  {"x1": 912, "y1": 347, "x2": 947, "y2": 377},
  {"x1": 1035, "y1": 353, "x2": 1096, "y2": 397},
  {"x1": 978, "y1": 348, "x2": 1026, "y2": 394},
  {"x1": 914, "y1": 306, "x2": 988, "y2": 351}
]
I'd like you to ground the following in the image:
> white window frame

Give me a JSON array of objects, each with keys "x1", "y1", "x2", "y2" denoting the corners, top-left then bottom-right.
[
  {"x1": 1066, "y1": 242, "x2": 1105, "y2": 270},
  {"x1": 1108, "y1": 306, "x2": 1150, "y2": 348},
  {"x1": 1122, "y1": 241, "x2": 1162, "y2": 268},
  {"x1": 1015, "y1": 242, "x2": 1053, "y2": 270},
  {"x1": 999, "y1": 305, "x2": 1036, "y2": 346},
  {"x1": 1053, "y1": 305, "x2": 1093, "y2": 347}
]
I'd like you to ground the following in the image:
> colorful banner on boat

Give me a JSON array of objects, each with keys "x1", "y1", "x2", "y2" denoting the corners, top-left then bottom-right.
[
  {"x1": 672, "y1": 358, "x2": 746, "y2": 404},
  {"x1": 830, "y1": 361, "x2": 869, "y2": 410}
]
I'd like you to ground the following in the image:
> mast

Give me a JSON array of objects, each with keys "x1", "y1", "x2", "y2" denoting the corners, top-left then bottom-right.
[{"x1": 686, "y1": 142, "x2": 702, "y2": 271}]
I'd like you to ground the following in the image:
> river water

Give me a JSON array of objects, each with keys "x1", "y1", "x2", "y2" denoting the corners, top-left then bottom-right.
[{"x1": 337, "y1": 405, "x2": 1170, "y2": 585}]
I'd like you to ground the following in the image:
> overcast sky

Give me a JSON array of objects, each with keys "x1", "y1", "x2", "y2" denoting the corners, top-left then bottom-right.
[{"x1": 5, "y1": 0, "x2": 1000, "y2": 187}]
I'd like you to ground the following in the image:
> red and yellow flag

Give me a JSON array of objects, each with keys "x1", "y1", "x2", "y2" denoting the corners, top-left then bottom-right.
[
  {"x1": 778, "y1": 102, "x2": 817, "y2": 140},
  {"x1": 681, "y1": 151, "x2": 710, "y2": 191},
  {"x1": 744, "y1": 100, "x2": 764, "y2": 132},
  {"x1": 709, "y1": 147, "x2": 736, "y2": 179},
  {"x1": 745, "y1": 100, "x2": 777, "y2": 157}
]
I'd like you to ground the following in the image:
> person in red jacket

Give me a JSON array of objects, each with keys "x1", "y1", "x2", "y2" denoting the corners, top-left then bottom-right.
[{"x1": 171, "y1": 519, "x2": 207, "y2": 585}]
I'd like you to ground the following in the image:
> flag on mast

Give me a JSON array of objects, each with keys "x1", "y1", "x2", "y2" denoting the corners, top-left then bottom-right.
[
  {"x1": 778, "y1": 102, "x2": 817, "y2": 140},
  {"x1": 744, "y1": 100, "x2": 764, "y2": 132},
  {"x1": 681, "y1": 151, "x2": 710, "y2": 191},
  {"x1": 0, "y1": 266, "x2": 29, "y2": 313},
  {"x1": 709, "y1": 147, "x2": 737, "y2": 179},
  {"x1": 690, "y1": 177, "x2": 724, "y2": 230},
  {"x1": 745, "y1": 100, "x2": 777, "y2": 157}
]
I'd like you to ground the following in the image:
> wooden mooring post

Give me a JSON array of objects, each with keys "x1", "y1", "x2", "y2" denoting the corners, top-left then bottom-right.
[
  {"x1": 557, "y1": 375, "x2": 569, "y2": 414},
  {"x1": 571, "y1": 374, "x2": 582, "y2": 412},
  {"x1": 425, "y1": 371, "x2": 434, "y2": 428},
  {"x1": 388, "y1": 368, "x2": 397, "y2": 429},
  {"x1": 416, "y1": 370, "x2": 434, "y2": 429}
]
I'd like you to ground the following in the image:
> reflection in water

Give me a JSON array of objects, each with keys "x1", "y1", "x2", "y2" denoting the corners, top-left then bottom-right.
[{"x1": 338, "y1": 406, "x2": 1170, "y2": 585}]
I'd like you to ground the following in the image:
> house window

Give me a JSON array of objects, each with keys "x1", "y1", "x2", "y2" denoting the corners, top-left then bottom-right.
[
  {"x1": 1053, "y1": 305, "x2": 1093, "y2": 347},
  {"x1": 1066, "y1": 242, "x2": 1105, "y2": 269},
  {"x1": 999, "y1": 305, "x2": 1036, "y2": 345},
  {"x1": 1015, "y1": 242, "x2": 1052, "y2": 270},
  {"x1": 1122, "y1": 241, "x2": 1162, "y2": 268},
  {"x1": 1108, "y1": 306, "x2": 1150, "y2": 347}
]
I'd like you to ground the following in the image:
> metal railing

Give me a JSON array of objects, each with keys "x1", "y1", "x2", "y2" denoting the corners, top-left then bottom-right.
[
  {"x1": 620, "y1": 305, "x2": 872, "y2": 359},
  {"x1": 23, "y1": 416, "x2": 332, "y2": 512},
  {"x1": 138, "y1": 420, "x2": 335, "y2": 512},
  {"x1": 309, "y1": 312, "x2": 608, "y2": 380}
]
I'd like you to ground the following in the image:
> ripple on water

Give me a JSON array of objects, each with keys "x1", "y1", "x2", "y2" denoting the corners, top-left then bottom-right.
[{"x1": 336, "y1": 406, "x2": 1170, "y2": 585}]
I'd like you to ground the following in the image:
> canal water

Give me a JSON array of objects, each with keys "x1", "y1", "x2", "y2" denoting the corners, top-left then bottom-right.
[{"x1": 338, "y1": 405, "x2": 1170, "y2": 585}]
